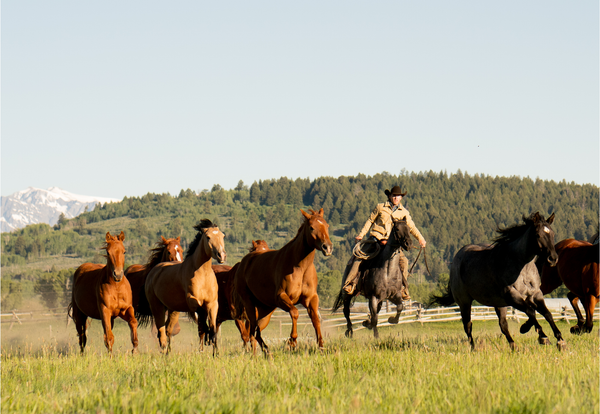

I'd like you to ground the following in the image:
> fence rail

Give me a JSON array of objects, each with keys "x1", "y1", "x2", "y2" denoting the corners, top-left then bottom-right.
[{"x1": 3, "y1": 302, "x2": 599, "y2": 334}]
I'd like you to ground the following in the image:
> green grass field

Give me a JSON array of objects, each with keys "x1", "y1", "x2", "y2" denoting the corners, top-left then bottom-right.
[{"x1": 2, "y1": 316, "x2": 598, "y2": 413}]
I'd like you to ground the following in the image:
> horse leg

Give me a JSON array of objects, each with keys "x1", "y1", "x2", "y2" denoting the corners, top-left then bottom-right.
[
  {"x1": 343, "y1": 293, "x2": 354, "y2": 338},
  {"x1": 206, "y1": 301, "x2": 219, "y2": 356},
  {"x1": 195, "y1": 307, "x2": 209, "y2": 352},
  {"x1": 238, "y1": 287, "x2": 264, "y2": 356},
  {"x1": 583, "y1": 294, "x2": 598, "y2": 333},
  {"x1": 532, "y1": 293, "x2": 566, "y2": 350},
  {"x1": 495, "y1": 307, "x2": 515, "y2": 350},
  {"x1": 275, "y1": 292, "x2": 300, "y2": 350},
  {"x1": 72, "y1": 304, "x2": 88, "y2": 354},
  {"x1": 150, "y1": 302, "x2": 168, "y2": 352},
  {"x1": 364, "y1": 296, "x2": 380, "y2": 339},
  {"x1": 100, "y1": 306, "x2": 115, "y2": 354},
  {"x1": 458, "y1": 302, "x2": 475, "y2": 349},
  {"x1": 303, "y1": 295, "x2": 324, "y2": 350},
  {"x1": 165, "y1": 311, "x2": 180, "y2": 354},
  {"x1": 388, "y1": 295, "x2": 404, "y2": 324},
  {"x1": 121, "y1": 306, "x2": 139, "y2": 354},
  {"x1": 568, "y1": 292, "x2": 585, "y2": 334}
]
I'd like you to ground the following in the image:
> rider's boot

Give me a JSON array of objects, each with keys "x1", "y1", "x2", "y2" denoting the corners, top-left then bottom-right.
[{"x1": 343, "y1": 259, "x2": 362, "y2": 294}]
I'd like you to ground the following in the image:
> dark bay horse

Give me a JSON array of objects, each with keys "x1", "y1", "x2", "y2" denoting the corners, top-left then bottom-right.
[
  {"x1": 214, "y1": 240, "x2": 270, "y2": 348},
  {"x1": 68, "y1": 231, "x2": 138, "y2": 354},
  {"x1": 538, "y1": 238, "x2": 599, "y2": 334},
  {"x1": 138, "y1": 220, "x2": 226, "y2": 354},
  {"x1": 332, "y1": 219, "x2": 413, "y2": 339},
  {"x1": 232, "y1": 209, "x2": 333, "y2": 355},
  {"x1": 429, "y1": 212, "x2": 566, "y2": 350}
]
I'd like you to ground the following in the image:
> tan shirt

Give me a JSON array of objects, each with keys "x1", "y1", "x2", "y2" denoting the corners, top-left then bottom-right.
[{"x1": 357, "y1": 201, "x2": 424, "y2": 243}]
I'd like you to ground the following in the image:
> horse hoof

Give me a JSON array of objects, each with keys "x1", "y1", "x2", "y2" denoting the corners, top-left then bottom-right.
[
  {"x1": 538, "y1": 337, "x2": 550, "y2": 346},
  {"x1": 556, "y1": 340, "x2": 567, "y2": 351},
  {"x1": 520, "y1": 322, "x2": 532, "y2": 334},
  {"x1": 345, "y1": 330, "x2": 353, "y2": 338},
  {"x1": 388, "y1": 316, "x2": 399, "y2": 324},
  {"x1": 570, "y1": 326, "x2": 582, "y2": 335},
  {"x1": 509, "y1": 342, "x2": 515, "y2": 351},
  {"x1": 362, "y1": 320, "x2": 372, "y2": 329}
]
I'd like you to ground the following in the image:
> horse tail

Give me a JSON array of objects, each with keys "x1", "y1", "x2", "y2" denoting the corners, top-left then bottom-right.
[
  {"x1": 331, "y1": 288, "x2": 345, "y2": 313},
  {"x1": 135, "y1": 283, "x2": 154, "y2": 328},
  {"x1": 427, "y1": 283, "x2": 455, "y2": 308}
]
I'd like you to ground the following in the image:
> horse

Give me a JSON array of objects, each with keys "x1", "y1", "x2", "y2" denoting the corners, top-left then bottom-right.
[
  {"x1": 213, "y1": 240, "x2": 270, "y2": 349},
  {"x1": 429, "y1": 212, "x2": 567, "y2": 351},
  {"x1": 127, "y1": 236, "x2": 183, "y2": 313},
  {"x1": 137, "y1": 220, "x2": 226, "y2": 355},
  {"x1": 331, "y1": 219, "x2": 413, "y2": 339},
  {"x1": 538, "y1": 238, "x2": 599, "y2": 334},
  {"x1": 68, "y1": 231, "x2": 138, "y2": 354},
  {"x1": 232, "y1": 209, "x2": 333, "y2": 355}
]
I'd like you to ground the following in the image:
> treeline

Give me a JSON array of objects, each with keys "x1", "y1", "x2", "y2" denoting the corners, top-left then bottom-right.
[{"x1": 1, "y1": 170, "x2": 597, "y2": 309}]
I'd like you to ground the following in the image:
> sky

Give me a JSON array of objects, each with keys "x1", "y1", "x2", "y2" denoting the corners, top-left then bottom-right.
[{"x1": 2, "y1": 1, "x2": 598, "y2": 200}]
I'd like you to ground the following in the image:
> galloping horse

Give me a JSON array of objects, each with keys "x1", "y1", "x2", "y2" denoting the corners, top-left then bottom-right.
[
  {"x1": 138, "y1": 220, "x2": 226, "y2": 354},
  {"x1": 429, "y1": 212, "x2": 566, "y2": 350},
  {"x1": 232, "y1": 209, "x2": 333, "y2": 355},
  {"x1": 332, "y1": 219, "x2": 413, "y2": 339},
  {"x1": 214, "y1": 240, "x2": 270, "y2": 348},
  {"x1": 538, "y1": 238, "x2": 599, "y2": 334},
  {"x1": 127, "y1": 236, "x2": 183, "y2": 313},
  {"x1": 68, "y1": 231, "x2": 138, "y2": 354}
]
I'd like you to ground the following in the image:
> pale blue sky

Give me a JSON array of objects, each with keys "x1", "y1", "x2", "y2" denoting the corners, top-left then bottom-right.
[{"x1": 2, "y1": 1, "x2": 598, "y2": 199}]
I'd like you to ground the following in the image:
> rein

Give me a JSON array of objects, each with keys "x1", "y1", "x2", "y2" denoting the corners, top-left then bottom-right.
[{"x1": 408, "y1": 246, "x2": 432, "y2": 278}]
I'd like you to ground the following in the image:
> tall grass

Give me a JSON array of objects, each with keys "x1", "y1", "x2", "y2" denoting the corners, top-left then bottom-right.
[{"x1": 2, "y1": 317, "x2": 598, "y2": 413}]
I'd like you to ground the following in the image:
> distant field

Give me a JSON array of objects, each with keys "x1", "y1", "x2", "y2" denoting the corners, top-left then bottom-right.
[{"x1": 2, "y1": 315, "x2": 598, "y2": 414}]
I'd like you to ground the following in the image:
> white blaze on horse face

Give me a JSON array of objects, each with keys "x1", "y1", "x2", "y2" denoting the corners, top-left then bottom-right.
[
  {"x1": 212, "y1": 230, "x2": 219, "y2": 235},
  {"x1": 543, "y1": 226, "x2": 550, "y2": 234},
  {"x1": 175, "y1": 245, "x2": 181, "y2": 261}
]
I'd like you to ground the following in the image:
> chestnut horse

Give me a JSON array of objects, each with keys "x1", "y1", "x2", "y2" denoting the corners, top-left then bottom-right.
[
  {"x1": 539, "y1": 238, "x2": 599, "y2": 334},
  {"x1": 68, "y1": 231, "x2": 138, "y2": 354},
  {"x1": 139, "y1": 220, "x2": 226, "y2": 354},
  {"x1": 214, "y1": 240, "x2": 270, "y2": 349},
  {"x1": 233, "y1": 209, "x2": 333, "y2": 355},
  {"x1": 127, "y1": 236, "x2": 183, "y2": 313}
]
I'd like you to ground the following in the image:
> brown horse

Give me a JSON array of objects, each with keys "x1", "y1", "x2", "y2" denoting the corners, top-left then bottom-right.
[
  {"x1": 233, "y1": 209, "x2": 333, "y2": 355},
  {"x1": 68, "y1": 231, "x2": 138, "y2": 354},
  {"x1": 214, "y1": 240, "x2": 270, "y2": 349},
  {"x1": 127, "y1": 236, "x2": 183, "y2": 313},
  {"x1": 139, "y1": 220, "x2": 226, "y2": 354},
  {"x1": 539, "y1": 238, "x2": 599, "y2": 334}
]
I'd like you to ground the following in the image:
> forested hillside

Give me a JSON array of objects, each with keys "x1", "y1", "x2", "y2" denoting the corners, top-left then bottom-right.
[{"x1": 2, "y1": 170, "x2": 598, "y2": 309}]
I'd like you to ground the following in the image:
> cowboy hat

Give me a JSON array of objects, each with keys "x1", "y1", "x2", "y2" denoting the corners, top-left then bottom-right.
[{"x1": 384, "y1": 186, "x2": 407, "y2": 197}]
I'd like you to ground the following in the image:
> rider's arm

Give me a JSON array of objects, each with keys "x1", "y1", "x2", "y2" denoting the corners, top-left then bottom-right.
[
  {"x1": 405, "y1": 211, "x2": 426, "y2": 247},
  {"x1": 356, "y1": 204, "x2": 382, "y2": 240}
]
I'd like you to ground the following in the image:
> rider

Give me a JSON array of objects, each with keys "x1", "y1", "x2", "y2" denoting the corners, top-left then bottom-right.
[{"x1": 343, "y1": 185, "x2": 427, "y2": 300}]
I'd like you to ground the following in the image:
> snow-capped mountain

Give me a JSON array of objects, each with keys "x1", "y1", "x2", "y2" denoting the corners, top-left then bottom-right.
[{"x1": 1, "y1": 187, "x2": 121, "y2": 233}]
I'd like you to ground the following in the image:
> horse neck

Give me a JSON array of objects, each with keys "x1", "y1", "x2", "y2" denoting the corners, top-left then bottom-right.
[
  {"x1": 280, "y1": 226, "x2": 316, "y2": 268},
  {"x1": 501, "y1": 226, "x2": 539, "y2": 270},
  {"x1": 186, "y1": 239, "x2": 213, "y2": 274}
]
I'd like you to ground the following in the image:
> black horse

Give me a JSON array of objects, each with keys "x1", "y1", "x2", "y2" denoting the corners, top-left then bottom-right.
[
  {"x1": 429, "y1": 212, "x2": 566, "y2": 350},
  {"x1": 332, "y1": 219, "x2": 413, "y2": 339}
]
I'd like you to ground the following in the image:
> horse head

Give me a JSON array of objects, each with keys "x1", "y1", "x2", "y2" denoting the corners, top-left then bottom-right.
[
  {"x1": 250, "y1": 239, "x2": 269, "y2": 253},
  {"x1": 161, "y1": 236, "x2": 183, "y2": 262},
  {"x1": 301, "y1": 208, "x2": 333, "y2": 256},
  {"x1": 203, "y1": 226, "x2": 227, "y2": 264},
  {"x1": 530, "y1": 212, "x2": 558, "y2": 266},
  {"x1": 105, "y1": 231, "x2": 126, "y2": 282},
  {"x1": 391, "y1": 219, "x2": 413, "y2": 251}
]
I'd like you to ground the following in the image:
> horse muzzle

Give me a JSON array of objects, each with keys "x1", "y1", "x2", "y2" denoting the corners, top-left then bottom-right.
[
  {"x1": 113, "y1": 270, "x2": 125, "y2": 282},
  {"x1": 214, "y1": 250, "x2": 227, "y2": 264},
  {"x1": 547, "y1": 254, "x2": 558, "y2": 267},
  {"x1": 320, "y1": 242, "x2": 333, "y2": 257}
]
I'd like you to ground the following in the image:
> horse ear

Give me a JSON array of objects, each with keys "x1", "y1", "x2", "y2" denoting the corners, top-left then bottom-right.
[
  {"x1": 317, "y1": 208, "x2": 324, "y2": 217},
  {"x1": 161, "y1": 236, "x2": 167, "y2": 243},
  {"x1": 176, "y1": 236, "x2": 181, "y2": 243},
  {"x1": 547, "y1": 212, "x2": 555, "y2": 224},
  {"x1": 300, "y1": 209, "x2": 311, "y2": 220},
  {"x1": 252, "y1": 240, "x2": 258, "y2": 248},
  {"x1": 106, "y1": 232, "x2": 112, "y2": 242},
  {"x1": 119, "y1": 231, "x2": 125, "y2": 241}
]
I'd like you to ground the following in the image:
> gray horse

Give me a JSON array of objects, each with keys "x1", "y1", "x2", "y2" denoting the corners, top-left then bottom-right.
[
  {"x1": 429, "y1": 212, "x2": 566, "y2": 350},
  {"x1": 332, "y1": 219, "x2": 413, "y2": 339}
]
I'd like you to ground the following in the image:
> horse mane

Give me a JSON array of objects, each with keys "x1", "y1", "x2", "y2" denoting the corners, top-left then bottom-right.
[
  {"x1": 144, "y1": 239, "x2": 170, "y2": 269},
  {"x1": 492, "y1": 215, "x2": 534, "y2": 247},
  {"x1": 185, "y1": 219, "x2": 215, "y2": 259},
  {"x1": 289, "y1": 210, "x2": 315, "y2": 242}
]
